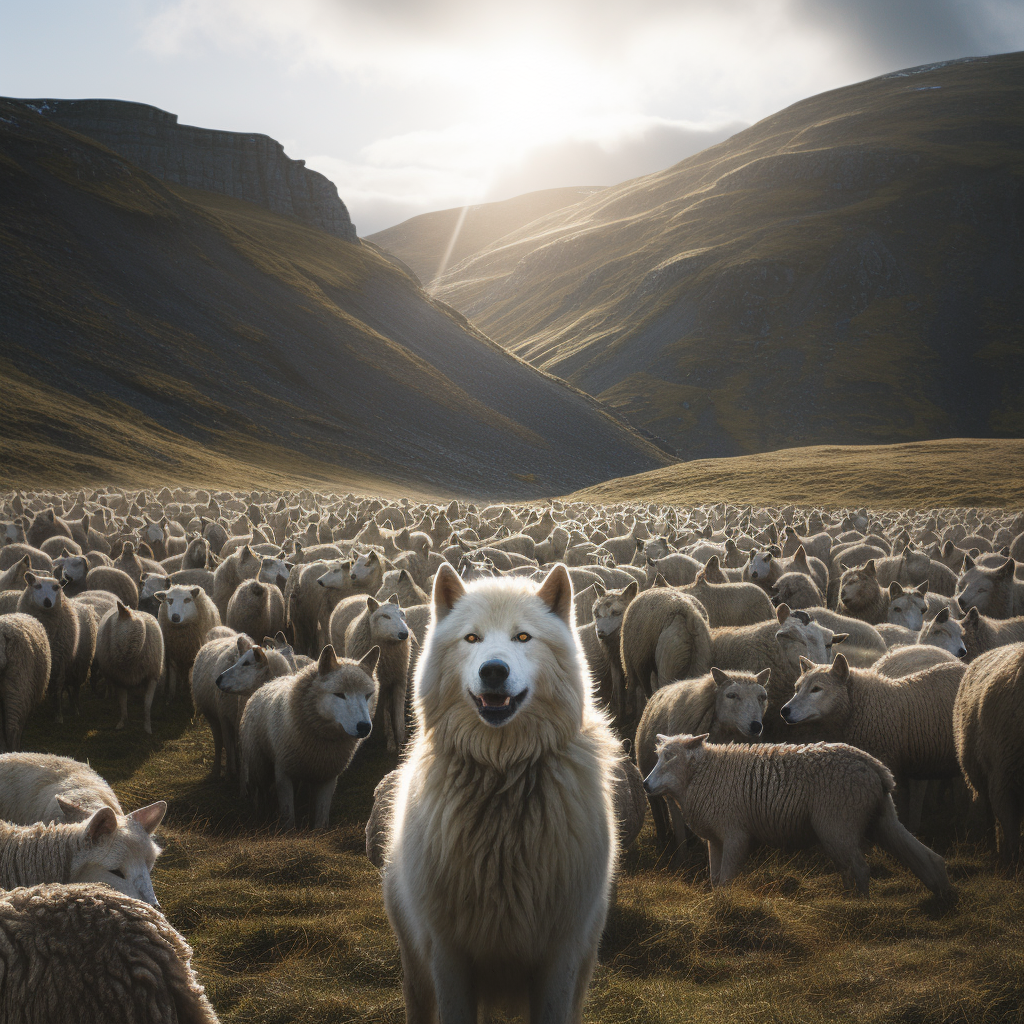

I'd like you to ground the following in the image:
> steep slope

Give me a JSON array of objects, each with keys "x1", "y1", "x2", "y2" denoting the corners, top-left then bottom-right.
[
  {"x1": 366, "y1": 186, "x2": 604, "y2": 286},
  {"x1": 0, "y1": 101, "x2": 669, "y2": 495},
  {"x1": 435, "y1": 53, "x2": 1024, "y2": 458}
]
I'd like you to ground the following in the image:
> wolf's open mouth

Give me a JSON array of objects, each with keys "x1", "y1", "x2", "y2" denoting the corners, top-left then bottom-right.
[{"x1": 473, "y1": 688, "x2": 528, "y2": 725}]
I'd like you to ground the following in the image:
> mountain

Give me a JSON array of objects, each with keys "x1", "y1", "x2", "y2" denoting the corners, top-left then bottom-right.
[
  {"x1": 0, "y1": 100, "x2": 670, "y2": 496},
  {"x1": 366, "y1": 186, "x2": 605, "y2": 287},
  {"x1": 433, "y1": 53, "x2": 1024, "y2": 459}
]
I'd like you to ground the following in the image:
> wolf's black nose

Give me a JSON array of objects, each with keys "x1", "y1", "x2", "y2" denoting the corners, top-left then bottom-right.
[
  {"x1": 750, "y1": 721, "x2": 763, "y2": 735},
  {"x1": 479, "y1": 660, "x2": 509, "y2": 687},
  {"x1": 356, "y1": 721, "x2": 371, "y2": 738}
]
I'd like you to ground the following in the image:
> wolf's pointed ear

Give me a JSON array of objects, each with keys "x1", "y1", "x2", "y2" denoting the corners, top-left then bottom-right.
[
  {"x1": 55, "y1": 795, "x2": 90, "y2": 822},
  {"x1": 798, "y1": 655, "x2": 816, "y2": 673},
  {"x1": 359, "y1": 646, "x2": 380, "y2": 676},
  {"x1": 129, "y1": 800, "x2": 167, "y2": 834},
  {"x1": 831, "y1": 654, "x2": 850, "y2": 683},
  {"x1": 537, "y1": 563, "x2": 573, "y2": 625},
  {"x1": 86, "y1": 806, "x2": 118, "y2": 842},
  {"x1": 775, "y1": 603, "x2": 791, "y2": 623},
  {"x1": 710, "y1": 667, "x2": 730, "y2": 687},
  {"x1": 755, "y1": 667, "x2": 771, "y2": 687},
  {"x1": 318, "y1": 645, "x2": 339, "y2": 674},
  {"x1": 432, "y1": 562, "x2": 466, "y2": 620},
  {"x1": 680, "y1": 733, "x2": 708, "y2": 749},
  {"x1": 623, "y1": 580, "x2": 639, "y2": 601}
]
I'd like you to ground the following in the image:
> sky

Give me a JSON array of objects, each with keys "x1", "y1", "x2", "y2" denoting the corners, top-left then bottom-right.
[{"x1": 2, "y1": 0, "x2": 1022, "y2": 234}]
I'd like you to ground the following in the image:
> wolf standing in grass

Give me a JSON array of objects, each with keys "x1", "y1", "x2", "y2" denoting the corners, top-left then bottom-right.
[{"x1": 383, "y1": 563, "x2": 619, "y2": 1024}]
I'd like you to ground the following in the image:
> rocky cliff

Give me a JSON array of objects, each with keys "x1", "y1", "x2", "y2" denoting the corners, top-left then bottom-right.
[{"x1": 11, "y1": 97, "x2": 357, "y2": 241}]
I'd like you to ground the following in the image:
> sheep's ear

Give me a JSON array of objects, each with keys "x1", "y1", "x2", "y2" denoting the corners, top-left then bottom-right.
[
  {"x1": 236, "y1": 634, "x2": 252, "y2": 654},
  {"x1": 831, "y1": 654, "x2": 850, "y2": 683},
  {"x1": 623, "y1": 580, "x2": 639, "y2": 601},
  {"x1": 116, "y1": 600, "x2": 131, "y2": 620},
  {"x1": 252, "y1": 646, "x2": 268, "y2": 666},
  {"x1": 365, "y1": 596, "x2": 380, "y2": 613},
  {"x1": 318, "y1": 645, "x2": 339, "y2": 674},
  {"x1": 24, "y1": 571, "x2": 37, "y2": 586},
  {"x1": 755, "y1": 667, "x2": 772, "y2": 687},
  {"x1": 359, "y1": 646, "x2": 380, "y2": 676},
  {"x1": 794, "y1": 546, "x2": 807, "y2": 564},
  {"x1": 55, "y1": 795, "x2": 90, "y2": 822},
  {"x1": 536, "y1": 563, "x2": 573, "y2": 625},
  {"x1": 654, "y1": 573, "x2": 669, "y2": 588},
  {"x1": 86, "y1": 806, "x2": 118, "y2": 842},
  {"x1": 798, "y1": 655, "x2": 816, "y2": 673},
  {"x1": 934, "y1": 607, "x2": 950, "y2": 623},
  {"x1": 832, "y1": 633, "x2": 849, "y2": 645},
  {"x1": 190, "y1": 586, "x2": 202, "y2": 598},
  {"x1": 889, "y1": 581, "x2": 904, "y2": 598},
  {"x1": 593, "y1": 581, "x2": 606, "y2": 597},
  {"x1": 154, "y1": 591, "x2": 169, "y2": 603},
  {"x1": 129, "y1": 800, "x2": 167, "y2": 835},
  {"x1": 432, "y1": 562, "x2": 466, "y2": 620},
  {"x1": 388, "y1": 593, "x2": 401, "y2": 605},
  {"x1": 710, "y1": 667, "x2": 730, "y2": 687},
  {"x1": 775, "y1": 603, "x2": 791, "y2": 623},
  {"x1": 961, "y1": 554, "x2": 975, "y2": 571}
]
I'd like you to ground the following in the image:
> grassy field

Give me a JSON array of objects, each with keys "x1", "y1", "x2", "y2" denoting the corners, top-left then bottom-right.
[
  {"x1": 569, "y1": 438, "x2": 1024, "y2": 509},
  {"x1": 21, "y1": 682, "x2": 1024, "y2": 1024}
]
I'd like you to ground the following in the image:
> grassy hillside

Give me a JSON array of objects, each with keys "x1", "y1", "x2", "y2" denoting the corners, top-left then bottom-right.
[
  {"x1": 435, "y1": 53, "x2": 1024, "y2": 460},
  {"x1": 0, "y1": 101, "x2": 668, "y2": 496},
  {"x1": 568, "y1": 438, "x2": 1024, "y2": 508},
  {"x1": 21, "y1": 663, "x2": 1024, "y2": 1024},
  {"x1": 366, "y1": 185, "x2": 604, "y2": 287}
]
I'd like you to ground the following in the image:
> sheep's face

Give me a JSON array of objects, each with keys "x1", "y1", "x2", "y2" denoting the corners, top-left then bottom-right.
[
  {"x1": 746, "y1": 550, "x2": 774, "y2": 582},
  {"x1": 58, "y1": 555, "x2": 88, "y2": 584},
  {"x1": 259, "y1": 557, "x2": 292, "y2": 590},
  {"x1": 156, "y1": 586, "x2": 202, "y2": 626},
  {"x1": 368, "y1": 598, "x2": 409, "y2": 643},
  {"x1": 23, "y1": 574, "x2": 63, "y2": 611}
]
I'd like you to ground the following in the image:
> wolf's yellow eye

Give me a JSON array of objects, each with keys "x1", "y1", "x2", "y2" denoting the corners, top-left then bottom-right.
[
  {"x1": 465, "y1": 634, "x2": 481, "y2": 644},
  {"x1": 514, "y1": 632, "x2": 532, "y2": 643}
]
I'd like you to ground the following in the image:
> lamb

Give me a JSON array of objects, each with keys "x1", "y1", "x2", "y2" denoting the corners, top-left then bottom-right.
[
  {"x1": 17, "y1": 572, "x2": 80, "y2": 722},
  {"x1": 191, "y1": 633, "x2": 292, "y2": 779},
  {"x1": 156, "y1": 585, "x2": 221, "y2": 700},
  {"x1": 0, "y1": 613, "x2": 51, "y2": 751},
  {"x1": 643, "y1": 734, "x2": 951, "y2": 896},
  {"x1": 342, "y1": 595, "x2": 411, "y2": 752},
  {"x1": 956, "y1": 557, "x2": 1024, "y2": 619},
  {"x1": 781, "y1": 654, "x2": 964, "y2": 797},
  {"x1": 0, "y1": 804, "x2": 164, "y2": 906},
  {"x1": 238, "y1": 645, "x2": 380, "y2": 828},
  {"x1": 959, "y1": 607, "x2": 1024, "y2": 661},
  {"x1": 636, "y1": 668, "x2": 770, "y2": 850},
  {"x1": 0, "y1": 883, "x2": 219, "y2": 1023},
  {"x1": 226, "y1": 579, "x2": 286, "y2": 642},
  {"x1": 953, "y1": 643, "x2": 1024, "y2": 863},
  {"x1": 96, "y1": 602, "x2": 165, "y2": 734}
]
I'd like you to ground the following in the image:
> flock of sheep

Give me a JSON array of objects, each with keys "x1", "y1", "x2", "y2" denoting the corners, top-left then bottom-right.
[{"x1": 1, "y1": 487, "x2": 1023, "y2": 1021}]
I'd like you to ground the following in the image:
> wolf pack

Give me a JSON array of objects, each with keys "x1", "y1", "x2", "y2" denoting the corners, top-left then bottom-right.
[{"x1": 1, "y1": 487, "x2": 1023, "y2": 1023}]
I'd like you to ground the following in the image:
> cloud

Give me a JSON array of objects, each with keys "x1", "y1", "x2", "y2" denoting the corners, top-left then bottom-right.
[{"x1": 139, "y1": 0, "x2": 1024, "y2": 232}]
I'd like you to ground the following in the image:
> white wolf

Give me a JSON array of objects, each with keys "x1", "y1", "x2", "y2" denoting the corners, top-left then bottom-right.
[{"x1": 383, "y1": 563, "x2": 619, "y2": 1024}]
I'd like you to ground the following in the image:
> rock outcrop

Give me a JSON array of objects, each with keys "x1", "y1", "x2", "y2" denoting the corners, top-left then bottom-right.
[{"x1": 13, "y1": 98, "x2": 357, "y2": 241}]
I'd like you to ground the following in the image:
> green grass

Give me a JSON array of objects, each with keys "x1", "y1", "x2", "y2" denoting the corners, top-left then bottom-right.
[{"x1": 20, "y1": 683, "x2": 1024, "y2": 1023}]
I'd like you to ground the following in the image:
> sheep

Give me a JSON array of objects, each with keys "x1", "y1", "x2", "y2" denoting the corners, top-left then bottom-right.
[
  {"x1": 96, "y1": 602, "x2": 165, "y2": 734},
  {"x1": 286, "y1": 559, "x2": 349, "y2": 656},
  {"x1": 643, "y1": 734, "x2": 950, "y2": 896},
  {"x1": 636, "y1": 668, "x2": 770, "y2": 851},
  {"x1": 0, "y1": 542, "x2": 53, "y2": 573},
  {"x1": 875, "y1": 622, "x2": 918, "y2": 648},
  {"x1": 770, "y1": 571, "x2": 824, "y2": 610},
  {"x1": 741, "y1": 548, "x2": 782, "y2": 592},
  {"x1": 375, "y1": 568, "x2": 429, "y2": 607},
  {"x1": 238, "y1": 645, "x2": 380, "y2": 829},
  {"x1": 366, "y1": 767, "x2": 400, "y2": 871},
  {"x1": 644, "y1": 552, "x2": 702, "y2": 588},
  {"x1": 803, "y1": 608, "x2": 887, "y2": 667},
  {"x1": 17, "y1": 572, "x2": 80, "y2": 722},
  {"x1": 212, "y1": 543, "x2": 262, "y2": 619},
  {"x1": 156, "y1": 585, "x2": 221, "y2": 700},
  {"x1": 956, "y1": 557, "x2": 1024, "y2": 619},
  {"x1": 873, "y1": 645, "x2": 958, "y2": 678},
  {"x1": 679, "y1": 558, "x2": 775, "y2": 626},
  {"x1": 781, "y1": 654, "x2": 964, "y2": 816},
  {"x1": 226, "y1": 579, "x2": 286, "y2": 642},
  {"x1": 85, "y1": 565, "x2": 139, "y2": 608},
  {"x1": 0, "y1": 613, "x2": 51, "y2": 752},
  {"x1": 587, "y1": 581, "x2": 637, "y2": 723},
  {"x1": 0, "y1": 883, "x2": 218, "y2": 1023},
  {"x1": 342, "y1": 595, "x2": 411, "y2": 752},
  {"x1": 25, "y1": 507, "x2": 73, "y2": 549},
  {"x1": 959, "y1": 607, "x2": 1024, "y2": 662},
  {"x1": 953, "y1": 643, "x2": 1024, "y2": 863},
  {"x1": 191, "y1": 633, "x2": 292, "y2": 779}
]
